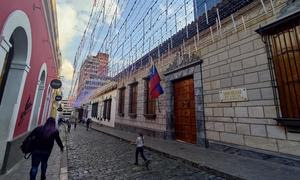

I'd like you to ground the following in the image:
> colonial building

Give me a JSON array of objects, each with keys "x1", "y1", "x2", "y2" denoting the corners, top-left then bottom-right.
[
  {"x1": 89, "y1": 81, "x2": 118, "y2": 127},
  {"x1": 113, "y1": 0, "x2": 300, "y2": 158},
  {"x1": 0, "y1": 0, "x2": 61, "y2": 173}
]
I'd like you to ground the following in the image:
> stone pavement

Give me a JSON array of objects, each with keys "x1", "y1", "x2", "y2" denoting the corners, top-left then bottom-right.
[
  {"x1": 90, "y1": 123, "x2": 300, "y2": 180},
  {"x1": 0, "y1": 126, "x2": 67, "y2": 180},
  {"x1": 67, "y1": 125, "x2": 228, "y2": 180}
]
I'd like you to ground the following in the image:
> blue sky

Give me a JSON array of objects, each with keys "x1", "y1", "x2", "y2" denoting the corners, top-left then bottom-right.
[{"x1": 57, "y1": 0, "x2": 195, "y2": 97}]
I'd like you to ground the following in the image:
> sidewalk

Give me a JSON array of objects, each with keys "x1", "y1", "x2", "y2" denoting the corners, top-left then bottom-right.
[
  {"x1": 91, "y1": 123, "x2": 300, "y2": 180},
  {"x1": 0, "y1": 126, "x2": 68, "y2": 180}
]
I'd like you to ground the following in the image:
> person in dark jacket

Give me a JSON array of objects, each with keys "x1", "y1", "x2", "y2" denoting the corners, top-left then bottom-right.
[
  {"x1": 86, "y1": 118, "x2": 91, "y2": 131},
  {"x1": 66, "y1": 119, "x2": 71, "y2": 133},
  {"x1": 29, "y1": 117, "x2": 64, "y2": 180}
]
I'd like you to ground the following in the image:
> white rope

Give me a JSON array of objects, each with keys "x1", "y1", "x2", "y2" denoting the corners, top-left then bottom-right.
[
  {"x1": 216, "y1": 8, "x2": 222, "y2": 35},
  {"x1": 242, "y1": 15, "x2": 247, "y2": 32},
  {"x1": 270, "y1": 0, "x2": 275, "y2": 15},
  {"x1": 231, "y1": 14, "x2": 237, "y2": 32},
  {"x1": 260, "y1": 0, "x2": 267, "y2": 14},
  {"x1": 205, "y1": 2, "x2": 209, "y2": 24},
  {"x1": 210, "y1": 26, "x2": 214, "y2": 42},
  {"x1": 194, "y1": 36, "x2": 198, "y2": 52}
]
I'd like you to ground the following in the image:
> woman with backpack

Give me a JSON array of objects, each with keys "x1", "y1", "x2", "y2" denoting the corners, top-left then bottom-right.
[{"x1": 29, "y1": 117, "x2": 64, "y2": 180}]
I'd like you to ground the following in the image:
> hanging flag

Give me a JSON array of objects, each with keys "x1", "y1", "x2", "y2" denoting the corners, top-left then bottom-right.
[{"x1": 149, "y1": 64, "x2": 164, "y2": 99}]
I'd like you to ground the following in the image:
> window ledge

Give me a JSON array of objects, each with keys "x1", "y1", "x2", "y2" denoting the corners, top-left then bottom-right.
[
  {"x1": 118, "y1": 113, "x2": 124, "y2": 117},
  {"x1": 128, "y1": 113, "x2": 137, "y2": 118},
  {"x1": 275, "y1": 118, "x2": 300, "y2": 127},
  {"x1": 143, "y1": 114, "x2": 156, "y2": 120}
]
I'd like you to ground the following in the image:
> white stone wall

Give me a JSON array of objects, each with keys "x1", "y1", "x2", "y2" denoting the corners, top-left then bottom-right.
[{"x1": 91, "y1": 89, "x2": 117, "y2": 128}]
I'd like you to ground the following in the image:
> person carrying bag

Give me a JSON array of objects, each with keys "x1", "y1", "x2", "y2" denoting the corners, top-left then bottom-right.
[{"x1": 21, "y1": 117, "x2": 64, "y2": 180}]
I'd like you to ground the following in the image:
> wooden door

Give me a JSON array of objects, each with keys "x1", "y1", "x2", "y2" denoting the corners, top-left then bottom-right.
[{"x1": 174, "y1": 77, "x2": 196, "y2": 144}]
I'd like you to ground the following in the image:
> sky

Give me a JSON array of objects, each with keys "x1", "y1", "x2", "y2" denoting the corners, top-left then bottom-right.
[
  {"x1": 56, "y1": 0, "x2": 195, "y2": 99},
  {"x1": 57, "y1": 0, "x2": 93, "y2": 97}
]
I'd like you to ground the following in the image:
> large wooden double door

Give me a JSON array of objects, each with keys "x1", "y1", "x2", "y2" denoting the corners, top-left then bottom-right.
[{"x1": 174, "y1": 77, "x2": 197, "y2": 144}]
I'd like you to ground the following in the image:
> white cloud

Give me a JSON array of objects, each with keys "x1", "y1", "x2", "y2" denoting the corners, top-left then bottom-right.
[
  {"x1": 57, "y1": 4, "x2": 78, "y2": 50},
  {"x1": 56, "y1": 0, "x2": 121, "y2": 97},
  {"x1": 61, "y1": 59, "x2": 74, "y2": 80},
  {"x1": 61, "y1": 59, "x2": 74, "y2": 97}
]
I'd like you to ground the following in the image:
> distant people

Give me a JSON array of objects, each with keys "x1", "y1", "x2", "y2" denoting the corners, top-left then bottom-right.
[
  {"x1": 74, "y1": 119, "x2": 77, "y2": 130},
  {"x1": 58, "y1": 118, "x2": 63, "y2": 126},
  {"x1": 29, "y1": 117, "x2": 64, "y2": 180},
  {"x1": 86, "y1": 118, "x2": 91, "y2": 131},
  {"x1": 134, "y1": 133, "x2": 150, "y2": 168},
  {"x1": 66, "y1": 119, "x2": 71, "y2": 133}
]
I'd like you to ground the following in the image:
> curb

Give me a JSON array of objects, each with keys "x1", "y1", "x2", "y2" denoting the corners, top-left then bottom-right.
[
  {"x1": 59, "y1": 125, "x2": 68, "y2": 180},
  {"x1": 90, "y1": 125, "x2": 243, "y2": 180}
]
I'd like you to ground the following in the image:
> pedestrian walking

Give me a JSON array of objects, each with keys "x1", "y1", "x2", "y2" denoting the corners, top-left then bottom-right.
[
  {"x1": 74, "y1": 119, "x2": 77, "y2": 130},
  {"x1": 86, "y1": 118, "x2": 91, "y2": 131},
  {"x1": 134, "y1": 133, "x2": 150, "y2": 168},
  {"x1": 66, "y1": 119, "x2": 71, "y2": 133},
  {"x1": 29, "y1": 117, "x2": 64, "y2": 180}
]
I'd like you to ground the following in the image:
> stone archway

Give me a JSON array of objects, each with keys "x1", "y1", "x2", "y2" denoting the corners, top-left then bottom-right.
[
  {"x1": 28, "y1": 64, "x2": 47, "y2": 131},
  {"x1": 0, "y1": 10, "x2": 32, "y2": 172}
]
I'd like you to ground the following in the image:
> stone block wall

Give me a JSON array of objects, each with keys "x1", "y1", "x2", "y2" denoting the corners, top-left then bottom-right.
[
  {"x1": 196, "y1": 0, "x2": 300, "y2": 156},
  {"x1": 114, "y1": 50, "x2": 179, "y2": 137},
  {"x1": 114, "y1": 0, "x2": 300, "y2": 156}
]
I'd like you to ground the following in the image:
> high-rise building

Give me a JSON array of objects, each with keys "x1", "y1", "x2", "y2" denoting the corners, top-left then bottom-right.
[
  {"x1": 76, "y1": 53, "x2": 110, "y2": 107},
  {"x1": 77, "y1": 53, "x2": 109, "y2": 94},
  {"x1": 193, "y1": 0, "x2": 221, "y2": 20},
  {"x1": 59, "y1": 99, "x2": 74, "y2": 120}
]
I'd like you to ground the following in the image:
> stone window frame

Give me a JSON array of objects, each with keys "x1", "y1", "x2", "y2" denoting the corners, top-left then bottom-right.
[
  {"x1": 164, "y1": 58, "x2": 207, "y2": 146},
  {"x1": 128, "y1": 81, "x2": 138, "y2": 118},
  {"x1": 143, "y1": 77, "x2": 156, "y2": 120},
  {"x1": 118, "y1": 87, "x2": 126, "y2": 117}
]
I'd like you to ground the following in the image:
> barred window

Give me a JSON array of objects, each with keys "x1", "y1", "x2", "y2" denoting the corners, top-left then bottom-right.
[
  {"x1": 118, "y1": 88, "x2": 125, "y2": 116},
  {"x1": 257, "y1": 14, "x2": 300, "y2": 127},
  {"x1": 91, "y1": 102, "x2": 98, "y2": 118},
  {"x1": 144, "y1": 78, "x2": 156, "y2": 119},
  {"x1": 102, "y1": 100, "x2": 107, "y2": 119},
  {"x1": 102, "y1": 99, "x2": 112, "y2": 121},
  {"x1": 107, "y1": 99, "x2": 112, "y2": 121},
  {"x1": 129, "y1": 82, "x2": 138, "y2": 118}
]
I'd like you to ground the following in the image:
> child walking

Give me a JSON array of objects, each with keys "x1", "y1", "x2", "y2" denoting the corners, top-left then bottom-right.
[{"x1": 134, "y1": 133, "x2": 150, "y2": 168}]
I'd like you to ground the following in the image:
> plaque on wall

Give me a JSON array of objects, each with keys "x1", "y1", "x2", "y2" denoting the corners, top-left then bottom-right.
[{"x1": 219, "y1": 88, "x2": 248, "y2": 102}]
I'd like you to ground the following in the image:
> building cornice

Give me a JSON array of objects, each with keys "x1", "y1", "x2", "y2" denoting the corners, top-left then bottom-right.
[{"x1": 41, "y1": 0, "x2": 61, "y2": 76}]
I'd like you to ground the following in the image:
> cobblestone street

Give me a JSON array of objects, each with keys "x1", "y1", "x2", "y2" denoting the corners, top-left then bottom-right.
[{"x1": 67, "y1": 126, "x2": 226, "y2": 180}]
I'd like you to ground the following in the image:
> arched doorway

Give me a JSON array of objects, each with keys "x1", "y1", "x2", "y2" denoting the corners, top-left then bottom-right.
[
  {"x1": 28, "y1": 64, "x2": 47, "y2": 130},
  {"x1": 0, "y1": 10, "x2": 32, "y2": 170}
]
